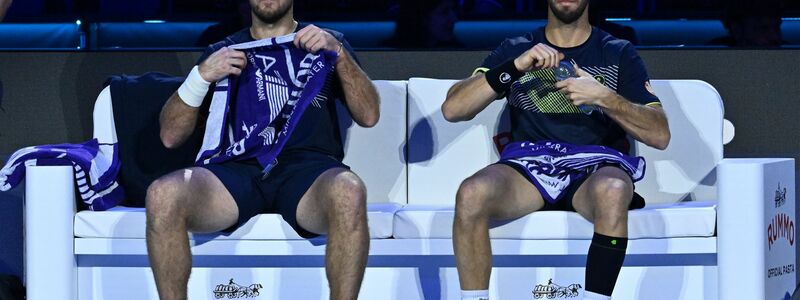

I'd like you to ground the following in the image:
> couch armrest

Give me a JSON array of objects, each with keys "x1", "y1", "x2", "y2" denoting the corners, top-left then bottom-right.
[
  {"x1": 717, "y1": 158, "x2": 796, "y2": 300},
  {"x1": 25, "y1": 165, "x2": 76, "y2": 300}
]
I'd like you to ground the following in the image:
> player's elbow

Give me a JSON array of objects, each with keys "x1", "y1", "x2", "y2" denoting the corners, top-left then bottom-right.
[
  {"x1": 359, "y1": 112, "x2": 379, "y2": 128},
  {"x1": 160, "y1": 131, "x2": 183, "y2": 149},
  {"x1": 442, "y1": 87, "x2": 464, "y2": 122},
  {"x1": 652, "y1": 130, "x2": 671, "y2": 150},
  {"x1": 441, "y1": 104, "x2": 457, "y2": 122},
  {"x1": 441, "y1": 101, "x2": 470, "y2": 123}
]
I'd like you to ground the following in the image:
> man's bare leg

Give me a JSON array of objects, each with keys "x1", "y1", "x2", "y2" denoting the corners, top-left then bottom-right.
[
  {"x1": 453, "y1": 164, "x2": 546, "y2": 291},
  {"x1": 145, "y1": 168, "x2": 239, "y2": 300},
  {"x1": 296, "y1": 168, "x2": 369, "y2": 300},
  {"x1": 571, "y1": 166, "x2": 634, "y2": 298}
]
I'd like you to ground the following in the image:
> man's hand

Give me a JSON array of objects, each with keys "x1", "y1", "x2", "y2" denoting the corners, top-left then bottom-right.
[
  {"x1": 514, "y1": 43, "x2": 565, "y2": 72},
  {"x1": 294, "y1": 24, "x2": 340, "y2": 54},
  {"x1": 198, "y1": 47, "x2": 247, "y2": 82},
  {"x1": 555, "y1": 65, "x2": 615, "y2": 108},
  {"x1": 556, "y1": 65, "x2": 670, "y2": 149}
]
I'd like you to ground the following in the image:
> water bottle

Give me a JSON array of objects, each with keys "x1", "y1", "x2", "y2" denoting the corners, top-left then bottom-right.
[{"x1": 554, "y1": 61, "x2": 596, "y2": 115}]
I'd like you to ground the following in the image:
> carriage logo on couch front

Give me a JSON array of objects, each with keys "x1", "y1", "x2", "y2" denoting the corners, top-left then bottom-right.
[
  {"x1": 532, "y1": 278, "x2": 581, "y2": 299},
  {"x1": 775, "y1": 183, "x2": 787, "y2": 208},
  {"x1": 212, "y1": 278, "x2": 263, "y2": 299}
]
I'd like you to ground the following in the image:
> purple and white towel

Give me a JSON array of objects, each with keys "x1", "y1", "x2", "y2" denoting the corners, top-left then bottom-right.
[
  {"x1": 196, "y1": 33, "x2": 336, "y2": 169},
  {"x1": 499, "y1": 141, "x2": 646, "y2": 204},
  {"x1": 0, "y1": 139, "x2": 124, "y2": 211}
]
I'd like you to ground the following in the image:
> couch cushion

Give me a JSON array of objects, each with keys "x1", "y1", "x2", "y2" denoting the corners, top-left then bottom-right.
[
  {"x1": 630, "y1": 80, "x2": 723, "y2": 204},
  {"x1": 338, "y1": 80, "x2": 407, "y2": 205},
  {"x1": 406, "y1": 78, "x2": 509, "y2": 206},
  {"x1": 393, "y1": 201, "x2": 716, "y2": 240},
  {"x1": 75, "y1": 203, "x2": 400, "y2": 240}
]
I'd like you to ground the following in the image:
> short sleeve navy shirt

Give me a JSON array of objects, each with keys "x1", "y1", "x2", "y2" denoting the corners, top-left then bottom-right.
[{"x1": 476, "y1": 26, "x2": 660, "y2": 153}]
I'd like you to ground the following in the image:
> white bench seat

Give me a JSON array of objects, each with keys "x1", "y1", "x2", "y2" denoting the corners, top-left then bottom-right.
[
  {"x1": 75, "y1": 203, "x2": 400, "y2": 240},
  {"x1": 394, "y1": 201, "x2": 717, "y2": 240}
]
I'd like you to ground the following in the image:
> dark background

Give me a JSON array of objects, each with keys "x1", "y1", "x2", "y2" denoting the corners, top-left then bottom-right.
[
  {"x1": 0, "y1": 49, "x2": 798, "y2": 280},
  {"x1": 5, "y1": 0, "x2": 798, "y2": 22}
]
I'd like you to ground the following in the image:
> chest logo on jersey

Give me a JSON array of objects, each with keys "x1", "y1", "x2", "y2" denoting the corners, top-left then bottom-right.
[
  {"x1": 593, "y1": 74, "x2": 605, "y2": 85},
  {"x1": 508, "y1": 65, "x2": 618, "y2": 114}
]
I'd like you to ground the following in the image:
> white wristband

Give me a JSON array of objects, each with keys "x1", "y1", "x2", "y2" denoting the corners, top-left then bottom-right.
[{"x1": 177, "y1": 66, "x2": 211, "y2": 108}]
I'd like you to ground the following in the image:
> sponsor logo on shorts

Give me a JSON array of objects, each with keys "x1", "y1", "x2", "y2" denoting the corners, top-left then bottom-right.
[
  {"x1": 532, "y1": 278, "x2": 581, "y2": 298},
  {"x1": 775, "y1": 183, "x2": 787, "y2": 208},
  {"x1": 213, "y1": 278, "x2": 263, "y2": 299},
  {"x1": 767, "y1": 212, "x2": 795, "y2": 250},
  {"x1": 500, "y1": 72, "x2": 512, "y2": 83}
]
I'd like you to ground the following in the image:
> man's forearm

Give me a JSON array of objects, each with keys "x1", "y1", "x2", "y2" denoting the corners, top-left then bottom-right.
[
  {"x1": 159, "y1": 91, "x2": 201, "y2": 149},
  {"x1": 441, "y1": 74, "x2": 499, "y2": 122},
  {"x1": 601, "y1": 94, "x2": 670, "y2": 150},
  {"x1": 336, "y1": 51, "x2": 380, "y2": 127}
]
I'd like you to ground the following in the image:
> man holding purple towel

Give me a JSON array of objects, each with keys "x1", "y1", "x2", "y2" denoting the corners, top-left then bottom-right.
[{"x1": 144, "y1": 0, "x2": 379, "y2": 299}]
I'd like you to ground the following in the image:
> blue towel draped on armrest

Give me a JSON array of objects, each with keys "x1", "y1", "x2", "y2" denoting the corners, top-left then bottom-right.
[{"x1": 0, "y1": 139, "x2": 123, "y2": 211}]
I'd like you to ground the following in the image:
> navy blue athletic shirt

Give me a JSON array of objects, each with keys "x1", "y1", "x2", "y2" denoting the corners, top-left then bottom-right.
[
  {"x1": 476, "y1": 26, "x2": 660, "y2": 154},
  {"x1": 197, "y1": 23, "x2": 357, "y2": 161}
]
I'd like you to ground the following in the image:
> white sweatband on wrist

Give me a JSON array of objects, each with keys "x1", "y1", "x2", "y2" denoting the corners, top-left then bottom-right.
[{"x1": 177, "y1": 65, "x2": 211, "y2": 108}]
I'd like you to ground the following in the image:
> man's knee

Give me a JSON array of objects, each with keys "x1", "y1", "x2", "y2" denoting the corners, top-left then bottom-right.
[
  {"x1": 588, "y1": 171, "x2": 633, "y2": 223},
  {"x1": 325, "y1": 170, "x2": 367, "y2": 218},
  {"x1": 146, "y1": 174, "x2": 189, "y2": 222},
  {"x1": 454, "y1": 175, "x2": 494, "y2": 221}
]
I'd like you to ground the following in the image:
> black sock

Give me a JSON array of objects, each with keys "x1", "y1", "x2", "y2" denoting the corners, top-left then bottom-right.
[{"x1": 585, "y1": 232, "x2": 628, "y2": 296}]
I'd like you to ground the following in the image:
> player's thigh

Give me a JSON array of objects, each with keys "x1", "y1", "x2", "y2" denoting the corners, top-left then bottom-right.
[
  {"x1": 465, "y1": 163, "x2": 546, "y2": 220},
  {"x1": 295, "y1": 167, "x2": 365, "y2": 235},
  {"x1": 179, "y1": 167, "x2": 240, "y2": 233}
]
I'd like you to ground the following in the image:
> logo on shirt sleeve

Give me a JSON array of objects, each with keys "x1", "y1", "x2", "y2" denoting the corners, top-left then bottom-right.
[{"x1": 500, "y1": 72, "x2": 512, "y2": 83}]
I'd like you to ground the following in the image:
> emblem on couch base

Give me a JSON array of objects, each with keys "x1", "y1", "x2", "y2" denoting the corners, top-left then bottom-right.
[
  {"x1": 213, "y1": 278, "x2": 263, "y2": 299},
  {"x1": 532, "y1": 278, "x2": 581, "y2": 299}
]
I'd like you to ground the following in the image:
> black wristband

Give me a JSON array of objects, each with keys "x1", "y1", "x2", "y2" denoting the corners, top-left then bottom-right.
[{"x1": 484, "y1": 59, "x2": 524, "y2": 94}]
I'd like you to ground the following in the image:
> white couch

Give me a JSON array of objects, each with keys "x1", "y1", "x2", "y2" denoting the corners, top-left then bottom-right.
[{"x1": 24, "y1": 79, "x2": 795, "y2": 300}]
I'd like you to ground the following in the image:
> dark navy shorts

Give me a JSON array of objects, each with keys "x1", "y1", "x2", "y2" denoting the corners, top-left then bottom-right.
[
  {"x1": 495, "y1": 161, "x2": 644, "y2": 212},
  {"x1": 201, "y1": 151, "x2": 349, "y2": 238}
]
